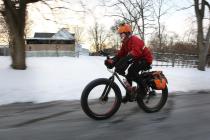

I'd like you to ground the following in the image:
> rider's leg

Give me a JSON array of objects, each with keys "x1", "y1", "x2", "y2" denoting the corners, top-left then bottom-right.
[
  {"x1": 131, "y1": 59, "x2": 150, "y2": 83},
  {"x1": 122, "y1": 60, "x2": 150, "y2": 103},
  {"x1": 122, "y1": 64, "x2": 137, "y2": 103},
  {"x1": 122, "y1": 78, "x2": 132, "y2": 103}
]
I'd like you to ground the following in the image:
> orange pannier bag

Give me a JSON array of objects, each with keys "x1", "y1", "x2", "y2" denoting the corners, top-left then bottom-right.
[{"x1": 152, "y1": 71, "x2": 167, "y2": 90}]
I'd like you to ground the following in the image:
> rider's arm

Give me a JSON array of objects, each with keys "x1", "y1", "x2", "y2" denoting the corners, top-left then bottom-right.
[
  {"x1": 116, "y1": 44, "x2": 127, "y2": 58},
  {"x1": 129, "y1": 36, "x2": 145, "y2": 59}
]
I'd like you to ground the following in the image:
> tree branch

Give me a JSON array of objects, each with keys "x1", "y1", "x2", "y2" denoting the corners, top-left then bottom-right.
[
  {"x1": 176, "y1": 5, "x2": 194, "y2": 11},
  {"x1": 26, "y1": 0, "x2": 41, "y2": 4},
  {"x1": 204, "y1": 0, "x2": 210, "y2": 10},
  {"x1": 50, "y1": 6, "x2": 85, "y2": 13}
]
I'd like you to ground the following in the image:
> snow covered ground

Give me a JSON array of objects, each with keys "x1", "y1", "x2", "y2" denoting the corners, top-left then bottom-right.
[{"x1": 0, "y1": 56, "x2": 210, "y2": 105}]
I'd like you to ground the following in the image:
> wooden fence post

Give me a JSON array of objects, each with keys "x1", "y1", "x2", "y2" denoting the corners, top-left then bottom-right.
[{"x1": 172, "y1": 53, "x2": 176, "y2": 67}]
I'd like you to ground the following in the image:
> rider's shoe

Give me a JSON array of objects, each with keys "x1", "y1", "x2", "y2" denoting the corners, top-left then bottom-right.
[
  {"x1": 122, "y1": 94, "x2": 130, "y2": 103},
  {"x1": 122, "y1": 87, "x2": 137, "y2": 103}
]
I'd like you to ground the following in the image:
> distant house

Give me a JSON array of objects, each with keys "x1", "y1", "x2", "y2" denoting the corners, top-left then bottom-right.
[
  {"x1": 75, "y1": 44, "x2": 90, "y2": 56},
  {"x1": 26, "y1": 28, "x2": 76, "y2": 57}
]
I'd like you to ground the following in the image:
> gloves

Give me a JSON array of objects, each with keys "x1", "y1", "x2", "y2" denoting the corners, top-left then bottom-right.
[
  {"x1": 104, "y1": 56, "x2": 119, "y2": 69},
  {"x1": 115, "y1": 54, "x2": 134, "y2": 75},
  {"x1": 105, "y1": 59, "x2": 114, "y2": 69}
]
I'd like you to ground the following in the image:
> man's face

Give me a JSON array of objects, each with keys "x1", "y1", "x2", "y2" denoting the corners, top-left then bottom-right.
[{"x1": 119, "y1": 33, "x2": 126, "y2": 40}]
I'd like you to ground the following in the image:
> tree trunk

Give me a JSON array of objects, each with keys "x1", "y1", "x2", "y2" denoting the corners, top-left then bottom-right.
[
  {"x1": 198, "y1": 47, "x2": 207, "y2": 70},
  {"x1": 158, "y1": 17, "x2": 162, "y2": 49},
  {"x1": 197, "y1": 20, "x2": 206, "y2": 71},
  {"x1": 198, "y1": 26, "x2": 210, "y2": 71},
  {"x1": 201, "y1": 25, "x2": 210, "y2": 69},
  {"x1": 10, "y1": 35, "x2": 26, "y2": 69},
  {"x1": 3, "y1": 0, "x2": 26, "y2": 69},
  {"x1": 194, "y1": 0, "x2": 208, "y2": 71}
]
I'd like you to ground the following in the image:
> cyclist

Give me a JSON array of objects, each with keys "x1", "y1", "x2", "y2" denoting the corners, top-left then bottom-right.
[{"x1": 105, "y1": 22, "x2": 153, "y2": 103}]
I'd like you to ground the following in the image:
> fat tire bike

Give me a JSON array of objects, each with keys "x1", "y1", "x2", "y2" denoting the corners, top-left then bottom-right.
[{"x1": 81, "y1": 59, "x2": 168, "y2": 120}]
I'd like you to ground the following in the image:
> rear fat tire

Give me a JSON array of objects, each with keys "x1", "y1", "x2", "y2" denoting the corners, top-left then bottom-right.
[
  {"x1": 137, "y1": 86, "x2": 168, "y2": 113},
  {"x1": 81, "y1": 78, "x2": 122, "y2": 120}
]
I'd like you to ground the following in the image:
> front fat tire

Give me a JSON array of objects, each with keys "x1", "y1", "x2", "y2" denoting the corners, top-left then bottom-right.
[
  {"x1": 137, "y1": 86, "x2": 168, "y2": 113},
  {"x1": 81, "y1": 78, "x2": 122, "y2": 120}
]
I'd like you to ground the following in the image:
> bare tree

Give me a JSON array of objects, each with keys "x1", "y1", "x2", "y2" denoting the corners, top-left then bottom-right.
[
  {"x1": 89, "y1": 21, "x2": 109, "y2": 52},
  {"x1": 194, "y1": 0, "x2": 210, "y2": 71},
  {"x1": 182, "y1": 18, "x2": 197, "y2": 43},
  {"x1": 0, "y1": 0, "x2": 40, "y2": 70},
  {"x1": 148, "y1": 25, "x2": 166, "y2": 51},
  {"x1": 152, "y1": 0, "x2": 169, "y2": 50},
  {"x1": 77, "y1": 0, "x2": 110, "y2": 52},
  {"x1": 71, "y1": 25, "x2": 84, "y2": 44},
  {"x1": 104, "y1": 0, "x2": 154, "y2": 41},
  {"x1": 110, "y1": 20, "x2": 122, "y2": 49}
]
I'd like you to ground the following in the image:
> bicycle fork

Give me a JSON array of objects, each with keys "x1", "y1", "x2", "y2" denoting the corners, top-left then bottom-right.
[{"x1": 99, "y1": 75, "x2": 115, "y2": 102}]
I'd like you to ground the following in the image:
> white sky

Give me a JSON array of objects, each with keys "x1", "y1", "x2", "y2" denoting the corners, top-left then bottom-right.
[
  {"x1": 164, "y1": 1, "x2": 195, "y2": 34},
  {"x1": 29, "y1": 0, "x2": 194, "y2": 34},
  {"x1": 28, "y1": 0, "x2": 113, "y2": 34},
  {"x1": 0, "y1": 55, "x2": 210, "y2": 105},
  {"x1": 27, "y1": 0, "x2": 196, "y2": 47}
]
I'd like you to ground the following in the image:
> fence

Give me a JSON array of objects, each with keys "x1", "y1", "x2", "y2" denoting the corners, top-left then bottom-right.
[
  {"x1": 1, "y1": 49, "x2": 210, "y2": 67},
  {"x1": 26, "y1": 51, "x2": 76, "y2": 57},
  {"x1": 0, "y1": 47, "x2": 10, "y2": 56},
  {"x1": 152, "y1": 52, "x2": 199, "y2": 68},
  {"x1": 0, "y1": 49, "x2": 83, "y2": 57}
]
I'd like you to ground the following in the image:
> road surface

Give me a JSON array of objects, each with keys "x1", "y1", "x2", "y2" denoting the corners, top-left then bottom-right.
[{"x1": 0, "y1": 90, "x2": 210, "y2": 140}]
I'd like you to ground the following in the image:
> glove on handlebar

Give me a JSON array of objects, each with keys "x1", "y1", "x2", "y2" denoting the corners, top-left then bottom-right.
[{"x1": 104, "y1": 56, "x2": 119, "y2": 69}]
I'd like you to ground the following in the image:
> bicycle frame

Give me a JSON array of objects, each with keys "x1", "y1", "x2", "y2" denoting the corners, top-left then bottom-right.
[
  {"x1": 100, "y1": 69, "x2": 130, "y2": 101},
  {"x1": 110, "y1": 69, "x2": 129, "y2": 90},
  {"x1": 104, "y1": 55, "x2": 128, "y2": 90}
]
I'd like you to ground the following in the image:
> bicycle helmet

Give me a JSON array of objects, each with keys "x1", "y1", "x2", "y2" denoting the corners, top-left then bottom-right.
[{"x1": 117, "y1": 23, "x2": 132, "y2": 34}]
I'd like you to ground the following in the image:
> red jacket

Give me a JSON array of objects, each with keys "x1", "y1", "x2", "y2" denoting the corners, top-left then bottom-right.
[{"x1": 116, "y1": 35, "x2": 153, "y2": 64}]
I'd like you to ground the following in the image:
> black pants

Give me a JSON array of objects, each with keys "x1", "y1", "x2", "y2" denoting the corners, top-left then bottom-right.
[{"x1": 126, "y1": 59, "x2": 151, "y2": 85}]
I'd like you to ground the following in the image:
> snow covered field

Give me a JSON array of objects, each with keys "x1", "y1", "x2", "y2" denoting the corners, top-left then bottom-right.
[{"x1": 0, "y1": 56, "x2": 210, "y2": 105}]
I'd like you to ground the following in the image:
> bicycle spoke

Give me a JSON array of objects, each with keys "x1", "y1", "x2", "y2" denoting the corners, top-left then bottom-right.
[{"x1": 87, "y1": 84, "x2": 117, "y2": 115}]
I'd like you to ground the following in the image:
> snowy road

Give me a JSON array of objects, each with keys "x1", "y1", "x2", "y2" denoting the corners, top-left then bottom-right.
[{"x1": 0, "y1": 90, "x2": 210, "y2": 140}]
